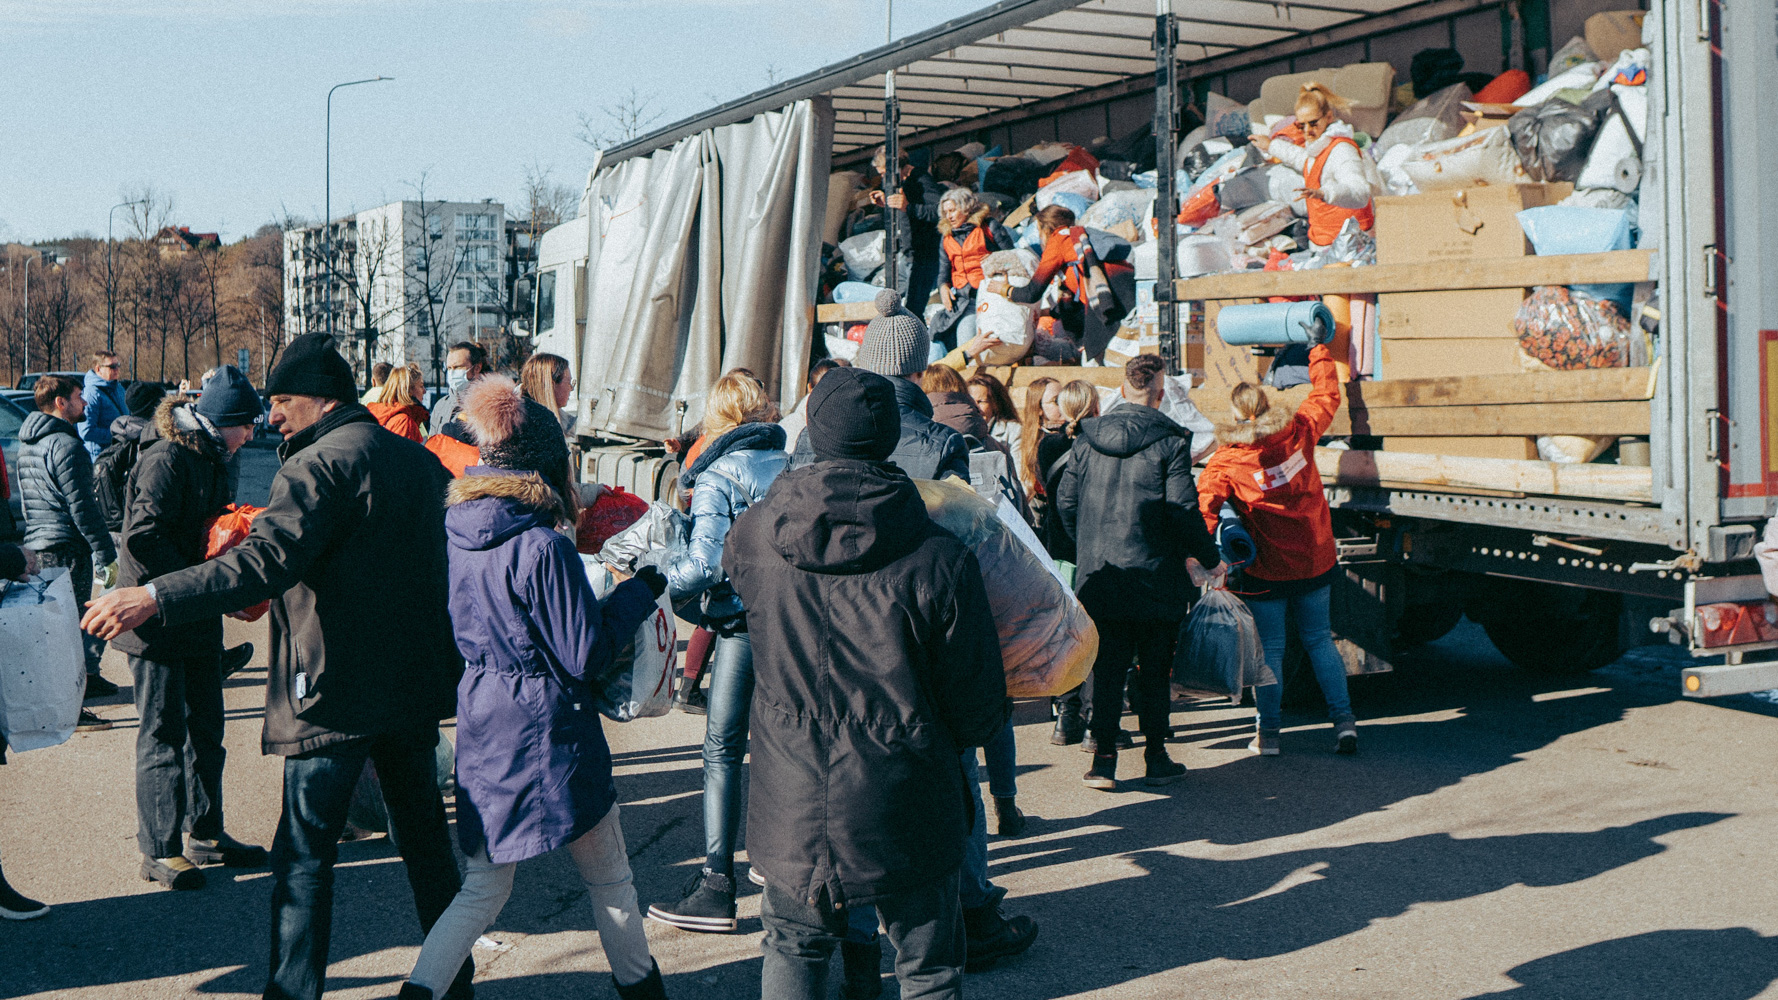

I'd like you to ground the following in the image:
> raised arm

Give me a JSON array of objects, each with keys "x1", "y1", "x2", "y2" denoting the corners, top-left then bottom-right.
[{"x1": 1297, "y1": 342, "x2": 1342, "y2": 440}]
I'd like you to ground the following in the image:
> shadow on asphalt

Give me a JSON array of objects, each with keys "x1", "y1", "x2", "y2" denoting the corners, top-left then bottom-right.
[{"x1": 1456, "y1": 927, "x2": 1778, "y2": 1000}]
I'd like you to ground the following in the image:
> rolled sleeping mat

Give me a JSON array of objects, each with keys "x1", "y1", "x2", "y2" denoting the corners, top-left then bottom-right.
[
  {"x1": 1217, "y1": 511, "x2": 1257, "y2": 571},
  {"x1": 1215, "y1": 300, "x2": 1335, "y2": 347}
]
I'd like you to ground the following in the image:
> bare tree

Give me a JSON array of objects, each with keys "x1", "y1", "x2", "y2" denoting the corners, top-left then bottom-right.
[
  {"x1": 401, "y1": 180, "x2": 470, "y2": 390},
  {"x1": 575, "y1": 87, "x2": 665, "y2": 150},
  {"x1": 518, "y1": 161, "x2": 578, "y2": 230}
]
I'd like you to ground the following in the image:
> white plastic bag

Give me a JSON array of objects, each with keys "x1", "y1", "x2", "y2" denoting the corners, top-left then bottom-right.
[
  {"x1": 0, "y1": 569, "x2": 86, "y2": 752},
  {"x1": 1034, "y1": 169, "x2": 1100, "y2": 208},
  {"x1": 1400, "y1": 126, "x2": 1531, "y2": 190},
  {"x1": 1236, "y1": 201, "x2": 1294, "y2": 245},
  {"x1": 583, "y1": 558, "x2": 679, "y2": 721},
  {"x1": 974, "y1": 290, "x2": 1035, "y2": 365}
]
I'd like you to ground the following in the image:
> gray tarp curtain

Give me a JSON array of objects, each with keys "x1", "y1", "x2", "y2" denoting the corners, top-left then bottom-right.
[{"x1": 578, "y1": 98, "x2": 833, "y2": 441}]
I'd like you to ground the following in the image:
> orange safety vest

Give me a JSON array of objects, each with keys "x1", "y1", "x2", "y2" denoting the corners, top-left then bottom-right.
[
  {"x1": 942, "y1": 224, "x2": 992, "y2": 290},
  {"x1": 1305, "y1": 136, "x2": 1375, "y2": 247}
]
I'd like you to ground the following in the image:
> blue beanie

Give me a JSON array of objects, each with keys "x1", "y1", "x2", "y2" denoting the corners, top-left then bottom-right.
[{"x1": 195, "y1": 365, "x2": 263, "y2": 428}]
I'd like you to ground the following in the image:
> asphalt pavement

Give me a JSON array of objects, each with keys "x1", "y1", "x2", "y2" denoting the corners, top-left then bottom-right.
[{"x1": 4, "y1": 443, "x2": 1776, "y2": 998}]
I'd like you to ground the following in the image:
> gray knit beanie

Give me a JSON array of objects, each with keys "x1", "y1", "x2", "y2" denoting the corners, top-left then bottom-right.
[{"x1": 854, "y1": 288, "x2": 929, "y2": 378}]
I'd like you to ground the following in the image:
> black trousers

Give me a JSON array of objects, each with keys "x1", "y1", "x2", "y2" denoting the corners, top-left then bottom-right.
[
  {"x1": 35, "y1": 543, "x2": 105, "y2": 673},
  {"x1": 129, "y1": 653, "x2": 226, "y2": 858},
  {"x1": 1088, "y1": 618, "x2": 1178, "y2": 748},
  {"x1": 760, "y1": 872, "x2": 963, "y2": 1000}
]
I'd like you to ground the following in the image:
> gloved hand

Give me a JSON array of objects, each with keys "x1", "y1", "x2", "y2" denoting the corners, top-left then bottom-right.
[
  {"x1": 97, "y1": 561, "x2": 119, "y2": 590},
  {"x1": 632, "y1": 565, "x2": 668, "y2": 600}
]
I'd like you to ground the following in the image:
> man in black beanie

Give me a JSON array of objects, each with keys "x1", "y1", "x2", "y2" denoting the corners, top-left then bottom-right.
[
  {"x1": 83, "y1": 334, "x2": 472, "y2": 1000},
  {"x1": 723, "y1": 367, "x2": 1010, "y2": 1000}
]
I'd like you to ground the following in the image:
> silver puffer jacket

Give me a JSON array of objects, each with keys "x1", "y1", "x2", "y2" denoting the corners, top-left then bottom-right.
[{"x1": 656, "y1": 422, "x2": 790, "y2": 625}]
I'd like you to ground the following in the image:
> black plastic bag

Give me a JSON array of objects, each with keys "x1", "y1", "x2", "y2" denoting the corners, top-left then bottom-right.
[
  {"x1": 1173, "y1": 589, "x2": 1277, "y2": 698},
  {"x1": 1216, "y1": 166, "x2": 1272, "y2": 212},
  {"x1": 1411, "y1": 48, "x2": 1466, "y2": 97},
  {"x1": 981, "y1": 156, "x2": 1046, "y2": 200},
  {"x1": 1507, "y1": 91, "x2": 1611, "y2": 182}
]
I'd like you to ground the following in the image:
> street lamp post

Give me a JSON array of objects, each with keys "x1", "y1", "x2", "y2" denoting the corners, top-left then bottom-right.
[
  {"x1": 325, "y1": 76, "x2": 392, "y2": 340},
  {"x1": 20, "y1": 253, "x2": 28, "y2": 379},
  {"x1": 106, "y1": 198, "x2": 147, "y2": 355}
]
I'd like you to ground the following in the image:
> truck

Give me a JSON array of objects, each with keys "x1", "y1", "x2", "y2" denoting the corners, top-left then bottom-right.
[{"x1": 530, "y1": 0, "x2": 1778, "y2": 698}]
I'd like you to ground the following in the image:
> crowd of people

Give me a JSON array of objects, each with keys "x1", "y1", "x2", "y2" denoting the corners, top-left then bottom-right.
[{"x1": 0, "y1": 290, "x2": 1358, "y2": 998}]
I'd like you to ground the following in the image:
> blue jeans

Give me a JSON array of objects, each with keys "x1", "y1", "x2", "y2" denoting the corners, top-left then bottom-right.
[
  {"x1": 265, "y1": 727, "x2": 468, "y2": 1000},
  {"x1": 981, "y1": 711, "x2": 1016, "y2": 799},
  {"x1": 1249, "y1": 584, "x2": 1354, "y2": 732},
  {"x1": 703, "y1": 632, "x2": 754, "y2": 877}
]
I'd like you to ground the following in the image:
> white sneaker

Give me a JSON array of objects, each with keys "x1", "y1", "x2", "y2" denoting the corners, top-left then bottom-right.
[{"x1": 747, "y1": 866, "x2": 766, "y2": 887}]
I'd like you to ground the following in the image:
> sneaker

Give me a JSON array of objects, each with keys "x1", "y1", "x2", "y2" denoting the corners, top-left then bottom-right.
[
  {"x1": 1249, "y1": 730, "x2": 1281, "y2": 756},
  {"x1": 962, "y1": 902, "x2": 1039, "y2": 972},
  {"x1": 0, "y1": 879, "x2": 49, "y2": 921},
  {"x1": 675, "y1": 685, "x2": 708, "y2": 716},
  {"x1": 1335, "y1": 717, "x2": 1358, "y2": 755},
  {"x1": 140, "y1": 855, "x2": 206, "y2": 890},
  {"x1": 1082, "y1": 753, "x2": 1118, "y2": 791},
  {"x1": 220, "y1": 642, "x2": 255, "y2": 678},
  {"x1": 188, "y1": 833, "x2": 269, "y2": 868},
  {"x1": 1143, "y1": 751, "x2": 1186, "y2": 786},
  {"x1": 83, "y1": 674, "x2": 118, "y2": 699},
  {"x1": 747, "y1": 866, "x2": 766, "y2": 887},
  {"x1": 1078, "y1": 730, "x2": 1134, "y2": 754},
  {"x1": 76, "y1": 709, "x2": 112, "y2": 732},
  {"x1": 647, "y1": 868, "x2": 737, "y2": 932}
]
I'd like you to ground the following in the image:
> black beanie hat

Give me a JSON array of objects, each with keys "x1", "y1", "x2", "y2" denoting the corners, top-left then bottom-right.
[
  {"x1": 266, "y1": 333, "x2": 357, "y2": 402},
  {"x1": 196, "y1": 365, "x2": 264, "y2": 428},
  {"x1": 805, "y1": 367, "x2": 901, "y2": 463},
  {"x1": 124, "y1": 381, "x2": 167, "y2": 419}
]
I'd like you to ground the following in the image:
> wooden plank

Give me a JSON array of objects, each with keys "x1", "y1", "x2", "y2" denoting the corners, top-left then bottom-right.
[
  {"x1": 1345, "y1": 367, "x2": 1657, "y2": 408},
  {"x1": 815, "y1": 302, "x2": 879, "y2": 323},
  {"x1": 1315, "y1": 447, "x2": 1654, "y2": 502},
  {"x1": 1173, "y1": 249, "x2": 1655, "y2": 300},
  {"x1": 978, "y1": 366, "x2": 1124, "y2": 390},
  {"x1": 1327, "y1": 400, "x2": 1650, "y2": 437}
]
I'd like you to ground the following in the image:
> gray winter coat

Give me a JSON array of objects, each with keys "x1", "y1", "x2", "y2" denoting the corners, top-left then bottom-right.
[
  {"x1": 17, "y1": 411, "x2": 116, "y2": 563},
  {"x1": 791, "y1": 375, "x2": 971, "y2": 482},
  {"x1": 655, "y1": 423, "x2": 789, "y2": 625}
]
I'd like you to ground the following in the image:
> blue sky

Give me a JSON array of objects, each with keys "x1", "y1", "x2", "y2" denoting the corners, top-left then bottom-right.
[{"x1": 1, "y1": 0, "x2": 963, "y2": 243}]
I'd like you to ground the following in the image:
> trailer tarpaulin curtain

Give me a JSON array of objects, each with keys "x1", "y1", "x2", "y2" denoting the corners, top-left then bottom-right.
[{"x1": 579, "y1": 98, "x2": 832, "y2": 440}]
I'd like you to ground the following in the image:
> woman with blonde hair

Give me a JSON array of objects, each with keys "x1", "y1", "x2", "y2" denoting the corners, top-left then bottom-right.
[
  {"x1": 368, "y1": 364, "x2": 430, "y2": 442},
  {"x1": 521, "y1": 352, "x2": 575, "y2": 435},
  {"x1": 1197, "y1": 341, "x2": 1356, "y2": 756},
  {"x1": 1035, "y1": 380, "x2": 1101, "y2": 745},
  {"x1": 933, "y1": 186, "x2": 1014, "y2": 350},
  {"x1": 645, "y1": 367, "x2": 790, "y2": 935},
  {"x1": 1250, "y1": 81, "x2": 1380, "y2": 249}
]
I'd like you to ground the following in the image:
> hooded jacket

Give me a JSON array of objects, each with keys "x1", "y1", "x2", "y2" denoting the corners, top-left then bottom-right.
[
  {"x1": 927, "y1": 389, "x2": 1017, "y2": 485},
  {"x1": 111, "y1": 398, "x2": 233, "y2": 661},
  {"x1": 1056, "y1": 402, "x2": 1221, "y2": 621},
  {"x1": 1199, "y1": 343, "x2": 1341, "y2": 585},
  {"x1": 149, "y1": 404, "x2": 461, "y2": 755},
  {"x1": 723, "y1": 460, "x2": 1007, "y2": 907},
  {"x1": 791, "y1": 376, "x2": 971, "y2": 483},
  {"x1": 79, "y1": 369, "x2": 129, "y2": 459},
  {"x1": 99, "y1": 413, "x2": 156, "y2": 531},
  {"x1": 17, "y1": 410, "x2": 116, "y2": 563},
  {"x1": 367, "y1": 401, "x2": 430, "y2": 442},
  {"x1": 445, "y1": 469, "x2": 659, "y2": 864},
  {"x1": 653, "y1": 422, "x2": 788, "y2": 624}
]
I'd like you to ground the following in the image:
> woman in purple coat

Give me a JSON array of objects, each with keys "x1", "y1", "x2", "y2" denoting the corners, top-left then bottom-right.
[{"x1": 399, "y1": 376, "x2": 670, "y2": 1000}]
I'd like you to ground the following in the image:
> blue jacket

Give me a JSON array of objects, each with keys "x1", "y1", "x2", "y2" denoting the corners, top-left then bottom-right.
[
  {"x1": 656, "y1": 422, "x2": 789, "y2": 624},
  {"x1": 444, "y1": 467, "x2": 657, "y2": 865},
  {"x1": 79, "y1": 370, "x2": 128, "y2": 460}
]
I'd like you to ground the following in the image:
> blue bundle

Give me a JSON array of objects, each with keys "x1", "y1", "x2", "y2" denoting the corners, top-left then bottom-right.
[{"x1": 1215, "y1": 301, "x2": 1335, "y2": 348}]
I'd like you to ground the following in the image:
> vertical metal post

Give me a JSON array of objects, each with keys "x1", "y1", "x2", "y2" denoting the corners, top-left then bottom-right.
[
  {"x1": 1153, "y1": 1, "x2": 1181, "y2": 375},
  {"x1": 882, "y1": 1, "x2": 900, "y2": 295},
  {"x1": 20, "y1": 254, "x2": 28, "y2": 378}
]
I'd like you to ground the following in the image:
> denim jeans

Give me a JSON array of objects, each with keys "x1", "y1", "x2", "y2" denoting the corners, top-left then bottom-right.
[
  {"x1": 35, "y1": 544, "x2": 105, "y2": 673},
  {"x1": 760, "y1": 872, "x2": 963, "y2": 1000},
  {"x1": 1088, "y1": 619, "x2": 1178, "y2": 747},
  {"x1": 264, "y1": 726, "x2": 468, "y2": 1000},
  {"x1": 981, "y1": 709, "x2": 1017, "y2": 799},
  {"x1": 1249, "y1": 583, "x2": 1354, "y2": 732},
  {"x1": 703, "y1": 632, "x2": 754, "y2": 878},
  {"x1": 408, "y1": 806, "x2": 653, "y2": 993},
  {"x1": 129, "y1": 653, "x2": 225, "y2": 858},
  {"x1": 958, "y1": 751, "x2": 991, "y2": 909}
]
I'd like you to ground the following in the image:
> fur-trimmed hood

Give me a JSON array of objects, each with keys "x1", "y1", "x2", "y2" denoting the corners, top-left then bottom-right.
[
  {"x1": 937, "y1": 204, "x2": 993, "y2": 237},
  {"x1": 152, "y1": 396, "x2": 227, "y2": 462},
  {"x1": 1213, "y1": 405, "x2": 1294, "y2": 448},
  {"x1": 445, "y1": 469, "x2": 565, "y2": 553}
]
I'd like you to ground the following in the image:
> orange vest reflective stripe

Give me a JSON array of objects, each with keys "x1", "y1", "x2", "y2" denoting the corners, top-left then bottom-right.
[
  {"x1": 1305, "y1": 136, "x2": 1375, "y2": 247},
  {"x1": 943, "y1": 224, "x2": 992, "y2": 289}
]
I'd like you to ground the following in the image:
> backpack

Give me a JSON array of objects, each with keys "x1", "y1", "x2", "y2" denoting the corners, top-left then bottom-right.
[{"x1": 93, "y1": 435, "x2": 142, "y2": 533}]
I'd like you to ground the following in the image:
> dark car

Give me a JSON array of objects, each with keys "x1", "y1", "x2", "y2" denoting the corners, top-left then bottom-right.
[
  {"x1": 14, "y1": 371, "x2": 83, "y2": 392},
  {"x1": 0, "y1": 393, "x2": 29, "y2": 537}
]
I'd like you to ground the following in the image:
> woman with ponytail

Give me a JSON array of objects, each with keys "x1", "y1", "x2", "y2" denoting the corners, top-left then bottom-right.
[
  {"x1": 1251, "y1": 81, "x2": 1381, "y2": 249},
  {"x1": 1197, "y1": 342, "x2": 1357, "y2": 756},
  {"x1": 1036, "y1": 380, "x2": 1101, "y2": 746},
  {"x1": 1017, "y1": 376, "x2": 1063, "y2": 501}
]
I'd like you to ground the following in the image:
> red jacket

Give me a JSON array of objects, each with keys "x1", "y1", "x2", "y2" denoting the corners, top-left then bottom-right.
[
  {"x1": 1198, "y1": 343, "x2": 1341, "y2": 584},
  {"x1": 368, "y1": 402, "x2": 430, "y2": 442}
]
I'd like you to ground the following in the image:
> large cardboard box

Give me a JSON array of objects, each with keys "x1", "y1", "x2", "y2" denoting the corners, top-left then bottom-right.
[
  {"x1": 1373, "y1": 183, "x2": 1571, "y2": 266},
  {"x1": 1378, "y1": 288, "x2": 1525, "y2": 340},
  {"x1": 1379, "y1": 338, "x2": 1522, "y2": 379},
  {"x1": 1384, "y1": 436, "x2": 1540, "y2": 460}
]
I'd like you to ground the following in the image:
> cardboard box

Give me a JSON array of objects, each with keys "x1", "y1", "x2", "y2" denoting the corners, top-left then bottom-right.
[
  {"x1": 1373, "y1": 183, "x2": 1571, "y2": 266},
  {"x1": 1378, "y1": 288, "x2": 1525, "y2": 340},
  {"x1": 1383, "y1": 436, "x2": 1540, "y2": 460},
  {"x1": 1379, "y1": 338, "x2": 1523, "y2": 379}
]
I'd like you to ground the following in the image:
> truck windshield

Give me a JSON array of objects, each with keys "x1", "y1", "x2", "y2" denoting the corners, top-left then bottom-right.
[{"x1": 535, "y1": 269, "x2": 556, "y2": 334}]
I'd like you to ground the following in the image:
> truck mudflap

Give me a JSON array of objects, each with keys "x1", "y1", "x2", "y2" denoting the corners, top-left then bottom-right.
[{"x1": 1647, "y1": 574, "x2": 1778, "y2": 697}]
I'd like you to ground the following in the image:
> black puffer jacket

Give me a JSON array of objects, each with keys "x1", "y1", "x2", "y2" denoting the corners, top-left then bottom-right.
[
  {"x1": 150, "y1": 405, "x2": 460, "y2": 755},
  {"x1": 17, "y1": 411, "x2": 115, "y2": 563},
  {"x1": 791, "y1": 376, "x2": 970, "y2": 482},
  {"x1": 1057, "y1": 403, "x2": 1221, "y2": 622},
  {"x1": 723, "y1": 459, "x2": 1007, "y2": 908},
  {"x1": 110, "y1": 399, "x2": 233, "y2": 662}
]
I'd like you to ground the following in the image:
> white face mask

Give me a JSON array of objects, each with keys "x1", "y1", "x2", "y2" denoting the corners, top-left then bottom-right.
[{"x1": 446, "y1": 368, "x2": 470, "y2": 394}]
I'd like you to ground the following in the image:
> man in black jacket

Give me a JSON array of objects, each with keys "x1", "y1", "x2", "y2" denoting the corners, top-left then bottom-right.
[
  {"x1": 1058, "y1": 354, "x2": 1222, "y2": 791},
  {"x1": 83, "y1": 335, "x2": 470, "y2": 1000},
  {"x1": 871, "y1": 146, "x2": 943, "y2": 321},
  {"x1": 725, "y1": 368, "x2": 1008, "y2": 1000},
  {"x1": 113, "y1": 368, "x2": 270, "y2": 891}
]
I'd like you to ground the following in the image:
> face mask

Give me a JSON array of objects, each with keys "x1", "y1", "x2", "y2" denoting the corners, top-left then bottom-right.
[{"x1": 446, "y1": 369, "x2": 470, "y2": 393}]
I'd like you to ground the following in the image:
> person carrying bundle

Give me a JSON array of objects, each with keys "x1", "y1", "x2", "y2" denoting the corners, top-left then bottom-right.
[
  {"x1": 1252, "y1": 82, "x2": 1380, "y2": 249},
  {"x1": 932, "y1": 188, "x2": 1014, "y2": 351}
]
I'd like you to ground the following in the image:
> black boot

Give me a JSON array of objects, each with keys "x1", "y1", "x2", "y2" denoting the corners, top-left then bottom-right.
[
  {"x1": 1049, "y1": 708, "x2": 1084, "y2": 746},
  {"x1": 993, "y1": 796, "x2": 1027, "y2": 837},
  {"x1": 963, "y1": 901, "x2": 1039, "y2": 972},
  {"x1": 395, "y1": 984, "x2": 433, "y2": 1000},
  {"x1": 840, "y1": 939, "x2": 884, "y2": 1000},
  {"x1": 614, "y1": 960, "x2": 668, "y2": 999},
  {"x1": 1082, "y1": 751, "x2": 1118, "y2": 791},
  {"x1": 0, "y1": 861, "x2": 50, "y2": 920}
]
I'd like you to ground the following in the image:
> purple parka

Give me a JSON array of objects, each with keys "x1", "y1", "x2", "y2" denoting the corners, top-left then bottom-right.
[{"x1": 444, "y1": 467, "x2": 658, "y2": 864}]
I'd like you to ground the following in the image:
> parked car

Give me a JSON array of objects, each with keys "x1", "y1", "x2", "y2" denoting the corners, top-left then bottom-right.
[
  {"x1": 13, "y1": 371, "x2": 83, "y2": 392},
  {"x1": 0, "y1": 393, "x2": 29, "y2": 537}
]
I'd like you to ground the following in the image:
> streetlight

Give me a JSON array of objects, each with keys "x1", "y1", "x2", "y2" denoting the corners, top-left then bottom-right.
[
  {"x1": 325, "y1": 75, "x2": 392, "y2": 339},
  {"x1": 106, "y1": 198, "x2": 147, "y2": 355},
  {"x1": 19, "y1": 252, "x2": 28, "y2": 380}
]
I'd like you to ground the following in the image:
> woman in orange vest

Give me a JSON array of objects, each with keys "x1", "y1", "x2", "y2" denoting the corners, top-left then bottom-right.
[
  {"x1": 934, "y1": 187, "x2": 1013, "y2": 351},
  {"x1": 1254, "y1": 82, "x2": 1378, "y2": 249}
]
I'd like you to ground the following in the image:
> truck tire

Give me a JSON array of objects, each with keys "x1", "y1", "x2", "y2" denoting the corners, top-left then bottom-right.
[
  {"x1": 1469, "y1": 580, "x2": 1624, "y2": 673},
  {"x1": 1395, "y1": 568, "x2": 1470, "y2": 648}
]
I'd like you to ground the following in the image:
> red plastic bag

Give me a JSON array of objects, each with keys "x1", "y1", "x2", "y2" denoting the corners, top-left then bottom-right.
[
  {"x1": 204, "y1": 504, "x2": 270, "y2": 622},
  {"x1": 1473, "y1": 69, "x2": 1532, "y2": 104},
  {"x1": 1039, "y1": 146, "x2": 1101, "y2": 188},
  {"x1": 576, "y1": 487, "x2": 650, "y2": 555},
  {"x1": 1176, "y1": 184, "x2": 1221, "y2": 228}
]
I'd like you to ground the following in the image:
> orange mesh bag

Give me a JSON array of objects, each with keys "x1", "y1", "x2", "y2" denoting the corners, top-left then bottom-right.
[{"x1": 204, "y1": 504, "x2": 270, "y2": 622}]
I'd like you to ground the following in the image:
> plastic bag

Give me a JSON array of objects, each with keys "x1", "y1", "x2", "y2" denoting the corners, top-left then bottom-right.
[
  {"x1": 1236, "y1": 201, "x2": 1294, "y2": 245},
  {"x1": 576, "y1": 486, "x2": 650, "y2": 556},
  {"x1": 0, "y1": 569, "x2": 86, "y2": 752},
  {"x1": 915, "y1": 479, "x2": 1098, "y2": 698},
  {"x1": 1035, "y1": 169, "x2": 1100, "y2": 209},
  {"x1": 583, "y1": 558, "x2": 678, "y2": 721},
  {"x1": 1516, "y1": 206, "x2": 1635, "y2": 312},
  {"x1": 832, "y1": 280, "x2": 885, "y2": 304},
  {"x1": 838, "y1": 230, "x2": 886, "y2": 283},
  {"x1": 1550, "y1": 36, "x2": 1597, "y2": 75},
  {"x1": 1507, "y1": 92, "x2": 1609, "y2": 182},
  {"x1": 1079, "y1": 188, "x2": 1154, "y2": 233},
  {"x1": 1374, "y1": 83, "x2": 1472, "y2": 159},
  {"x1": 346, "y1": 730, "x2": 457, "y2": 833},
  {"x1": 1177, "y1": 184, "x2": 1222, "y2": 228},
  {"x1": 1189, "y1": 145, "x2": 1260, "y2": 194},
  {"x1": 1401, "y1": 127, "x2": 1531, "y2": 189},
  {"x1": 1575, "y1": 85, "x2": 1646, "y2": 194},
  {"x1": 1177, "y1": 233, "x2": 1235, "y2": 278},
  {"x1": 1514, "y1": 285, "x2": 1633, "y2": 369},
  {"x1": 1205, "y1": 91, "x2": 1251, "y2": 138},
  {"x1": 1376, "y1": 142, "x2": 1421, "y2": 196},
  {"x1": 1516, "y1": 62, "x2": 1604, "y2": 108},
  {"x1": 1172, "y1": 589, "x2": 1275, "y2": 699},
  {"x1": 597, "y1": 501, "x2": 690, "y2": 575},
  {"x1": 205, "y1": 504, "x2": 270, "y2": 622},
  {"x1": 974, "y1": 291, "x2": 1035, "y2": 364},
  {"x1": 1215, "y1": 166, "x2": 1272, "y2": 212},
  {"x1": 1266, "y1": 164, "x2": 1309, "y2": 216}
]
